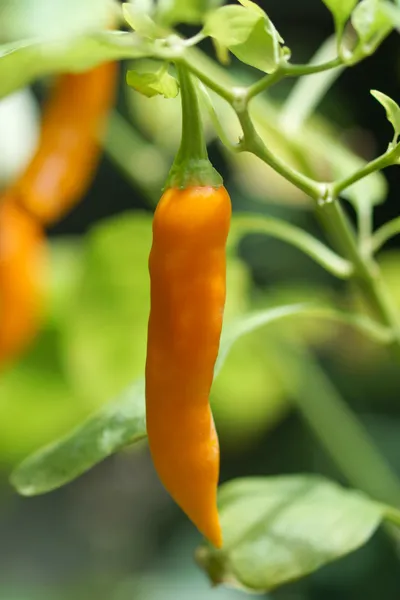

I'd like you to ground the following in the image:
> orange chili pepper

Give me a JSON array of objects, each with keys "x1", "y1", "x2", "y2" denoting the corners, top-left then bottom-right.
[
  {"x1": 0, "y1": 196, "x2": 45, "y2": 365},
  {"x1": 145, "y1": 183, "x2": 230, "y2": 549},
  {"x1": 12, "y1": 61, "x2": 117, "y2": 225}
]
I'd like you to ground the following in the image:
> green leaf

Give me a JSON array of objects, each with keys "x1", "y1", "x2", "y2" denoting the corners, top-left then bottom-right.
[
  {"x1": 10, "y1": 295, "x2": 389, "y2": 491},
  {"x1": 351, "y1": 0, "x2": 393, "y2": 58},
  {"x1": 382, "y1": 1, "x2": 400, "y2": 29},
  {"x1": 156, "y1": 0, "x2": 225, "y2": 26},
  {"x1": 9, "y1": 253, "x2": 247, "y2": 495},
  {"x1": 127, "y1": 62, "x2": 179, "y2": 98},
  {"x1": 0, "y1": 328, "x2": 89, "y2": 463},
  {"x1": 122, "y1": 1, "x2": 165, "y2": 38},
  {"x1": 10, "y1": 379, "x2": 146, "y2": 496},
  {"x1": 61, "y1": 213, "x2": 153, "y2": 404},
  {"x1": 371, "y1": 89, "x2": 400, "y2": 142},
  {"x1": 0, "y1": 32, "x2": 153, "y2": 99},
  {"x1": 46, "y1": 237, "x2": 84, "y2": 326},
  {"x1": 196, "y1": 475, "x2": 384, "y2": 592},
  {"x1": 321, "y1": 0, "x2": 358, "y2": 32},
  {"x1": 203, "y1": 3, "x2": 284, "y2": 73}
]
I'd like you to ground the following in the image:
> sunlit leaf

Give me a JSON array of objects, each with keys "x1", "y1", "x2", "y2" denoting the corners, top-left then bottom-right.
[
  {"x1": 127, "y1": 63, "x2": 179, "y2": 98},
  {"x1": 10, "y1": 379, "x2": 146, "y2": 495},
  {"x1": 10, "y1": 288, "x2": 389, "y2": 491},
  {"x1": 196, "y1": 475, "x2": 383, "y2": 592},
  {"x1": 156, "y1": 0, "x2": 225, "y2": 26},
  {"x1": 203, "y1": 2, "x2": 284, "y2": 73},
  {"x1": 351, "y1": 0, "x2": 393, "y2": 58},
  {"x1": 321, "y1": 0, "x2": 358, "y2": 32},
  {"x1": 371, "y1": 89, "x2": 400, "y2": 142},
  {"x1": 123, "y1": 1, "x2": 165, "y2": 38}
]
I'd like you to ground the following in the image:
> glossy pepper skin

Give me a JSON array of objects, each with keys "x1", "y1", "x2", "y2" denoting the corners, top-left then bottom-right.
[
  {"x1": 12, "y1": 62, "x2": 117, "y2": 225},
  {"x1": 145, "y1": 185, "x2": 231, "y2": 548},
  {"x1": 0, "y1": 197, "x2": 45, "y2": 365}
]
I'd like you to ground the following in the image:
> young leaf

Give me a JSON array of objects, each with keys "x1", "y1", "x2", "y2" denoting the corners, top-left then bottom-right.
[
  {"x1": 351, "y1": 0, "x2": 393, "y2": 57},
  {"x1": 127, "y1": 63, "x2": 179, "y2": 98},
  {"x1": 122, "y1": 1, "x2": 165, "y2": 38},
  {"x1": 203, "y1": 2, "x2": 284, "y2": 73},
  {"x1": 196, "y1": 475, "x2": 384, "y2": 592},
  {"x1": 156, "y1": 0, "x2": 225, "y2": 26},
  {"x1": 321, "y1": 0, "x2": 358, "y2": 33},
  {"x1": 10, "y1": 379, "x2": 147, "y2": 496},
  {"x1": 371, "y1": 89, "x2": 400, "y2": 142}
]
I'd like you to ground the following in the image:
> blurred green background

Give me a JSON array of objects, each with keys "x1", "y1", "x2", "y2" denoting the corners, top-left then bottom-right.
[{"x1": 1, "y1": 0, "x2": 400, "y2": 598}]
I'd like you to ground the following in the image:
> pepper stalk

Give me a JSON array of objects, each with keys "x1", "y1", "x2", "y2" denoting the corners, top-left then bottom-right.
[{"x1": 165, "y1": 64, "x2": 222, "y2": 189}]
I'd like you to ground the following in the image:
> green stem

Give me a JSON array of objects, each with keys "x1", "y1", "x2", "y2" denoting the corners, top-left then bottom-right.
[
  {"x1": 181, "y1": 55, "x2": 234, "y2": 104},
  {"x1": 229, "y1": 214, "x2": 353, "y2": 279},
  {"x1": 176, "y1": 63, "x2": 208, "y2": 163},
  {"x1": 333, "y1": 144, "x2": 400, "y2": 196},
  {"x1": 384, "y1": 505, "x2": 400, "y2": 528},
  {"x1": 246, "y1": 57, "x2": 342, "y2": 102},
  {"x1": 357, "y1": 201, "x2": 373, "y2": 257},
  {"x1": 237, "y1": 109, "x2": 323, "y2": 200},
  {"x1": 197, "y1": 82, "x2": 241, "y2": 154},
  {"x1": 284, "y1": 57, "x2": 342, "y2": 76},
  {"x1": 166, "y1": 64, "x2": 222, "y2": 188},
  {"x1": 372, "y1": 216, "x2": 400, "y2": 253},
  {"x1": 272, "y1": 341, "x2": 400, "y2": 507},
  {"x1": 280, "y1": 35, "x2": 343, "y2": 134},
  {"x1": 315, "y1": 200, "x2": 400, "y2": 362}
]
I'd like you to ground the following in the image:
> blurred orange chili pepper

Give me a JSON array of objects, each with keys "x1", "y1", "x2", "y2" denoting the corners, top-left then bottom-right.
[
  {"x1": 0, "y1": 61, "x2": 117, "y2": 367},
  {"x1": 0, "y1": 196, "x2": 46, "y2": 365},
  {"x1": 12, "y1": 61, "x2": 117, "y2": 225}
]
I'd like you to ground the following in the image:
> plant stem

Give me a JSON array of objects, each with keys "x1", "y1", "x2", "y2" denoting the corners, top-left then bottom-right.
[
  {"x1": 180, "y1": 56, "x2": 235, "y2": 104},
  {"x1": 175, "y1": 64, "x2": 208, "y2": 163},
  {"x1": 181, "y1": 42, "x2": 400, "y2": 367},
  {"x1": 246, "y1": 57, "x2": 342, "y2": 101},
  {"x1": 229, "y1": 214, "x2": 353, "y2": 279},
  {"x1": 372, "y1": 216, "x2": 400, "y2": 253},
  {"x1": 272, "y1": 340, "x2": 400, "y2": 507},
  {"x1": 237, "y1": 109, "x2": 323, "y2": 200},
  {"x1": 333, "y1": 144, "x2": 400, "y2": 196},
  {"x1": 166, "y1": 64, "x2": 221, "y2": 188},
  {"x1": 315, "y1": 200, "x2": 400, "y2": 361}
]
